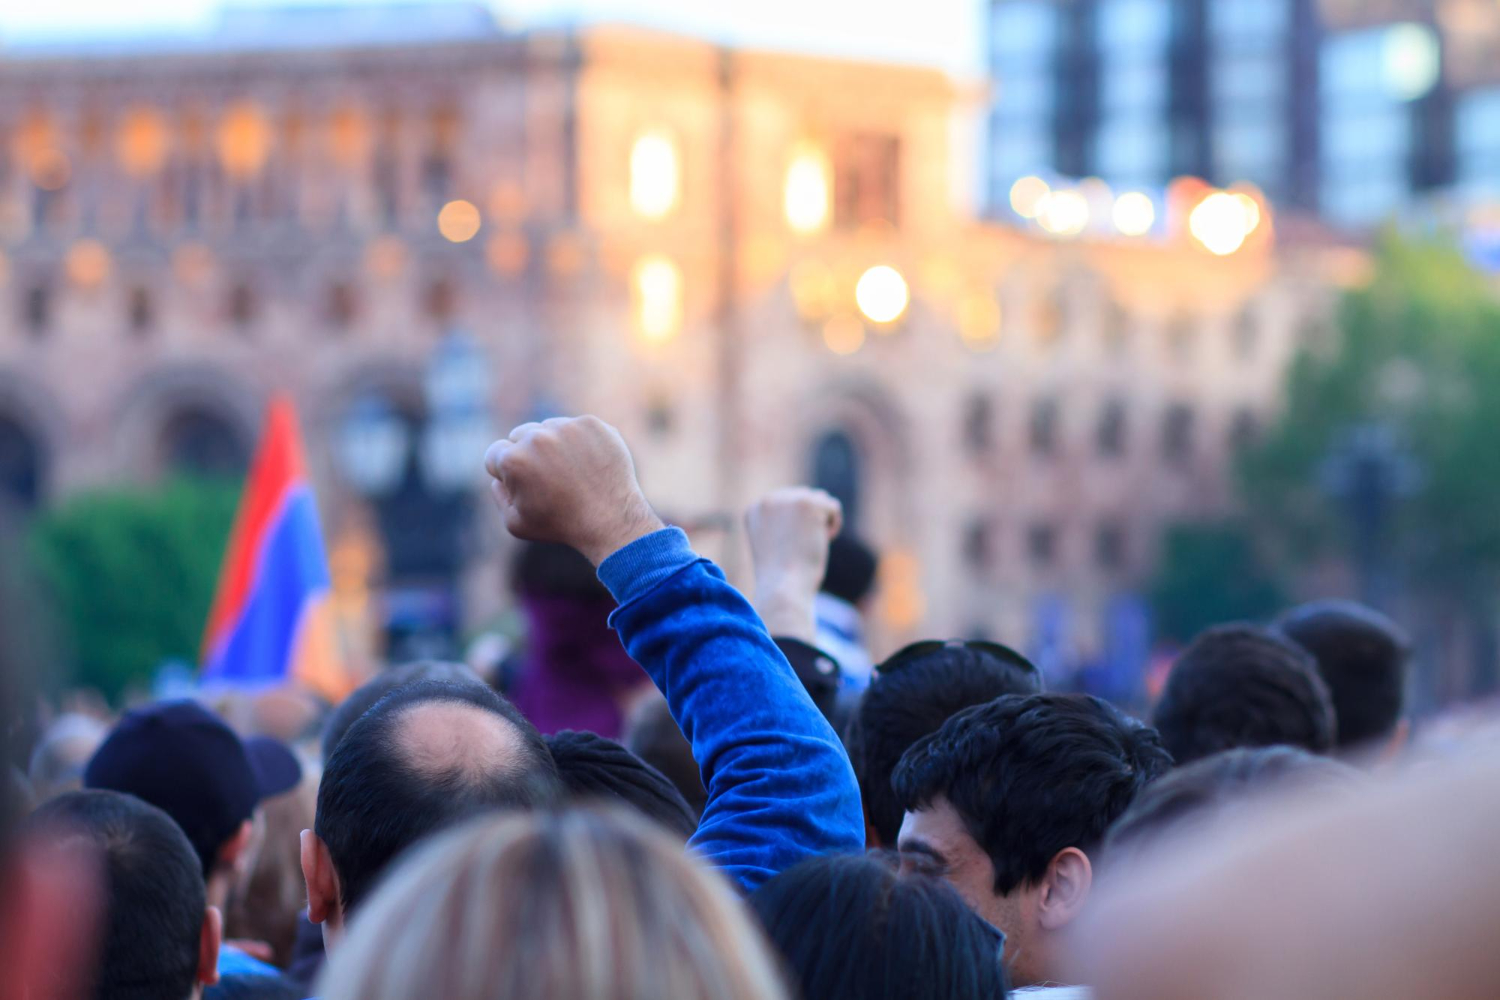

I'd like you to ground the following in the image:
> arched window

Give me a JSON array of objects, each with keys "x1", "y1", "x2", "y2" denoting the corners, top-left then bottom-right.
[
  {"x1": 159, "y1": 406, "x2": 248, "y2": 480},
  {"x1": 811, "y1": 429, "x2": 863, "y2": 531},
  {"x1": 0, "y1": 412, "x2": 44, "y2": 512}
]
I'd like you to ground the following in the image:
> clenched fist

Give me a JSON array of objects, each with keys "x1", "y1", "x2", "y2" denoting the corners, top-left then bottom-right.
[
  {"x1": 745, "y1": 487, "x2": 843, "y2": 643},
  {"x1": 484, "y1": 416, "x2": 664, "y2": 566}
]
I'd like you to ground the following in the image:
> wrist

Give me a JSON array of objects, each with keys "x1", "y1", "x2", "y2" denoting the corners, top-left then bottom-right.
[{"x1": 580, "y1": 502, "x2": 666, "y2": 566}]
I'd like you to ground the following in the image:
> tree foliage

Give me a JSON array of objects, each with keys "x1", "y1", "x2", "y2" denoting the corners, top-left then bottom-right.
[
  {"x1": 1148, "y1": 521, "x2": 1287, "y2": 645},
  {"x1": 25, "y1": 478, "x2": 239, "y2": 702}
]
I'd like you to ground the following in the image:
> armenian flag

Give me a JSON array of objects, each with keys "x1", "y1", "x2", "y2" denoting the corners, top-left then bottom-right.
[{"x1": 201, "y1": 395, "x2": 350, "y2": 699}]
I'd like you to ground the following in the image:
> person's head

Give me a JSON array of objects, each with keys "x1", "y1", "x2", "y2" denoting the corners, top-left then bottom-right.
[
  {"x1": 1103, "y1": 746, "x2": 1363, "y2": 870},
  {"x1": 28, "y1": 713, "x2": 108, "y2": 803},
  {"x1": 317, "y1": 807, "x2": 787, "y2": 1000},
  {"x1": 750, "y1": 852, "x2": 1009, "y2": 1000},
  {"x1": 225, "y1": 773, "x2": 317, "y2": 969},
  {"x1": 513, "y1": 540, "x2": 613, "y2": 600},
  {"x1": 821, "y1": 533, "x2": 878, "y2": 608},
  {"x1": 846, "y1": 641, "x2": 1043, "y2": 847},
  {"x1": 84, "y1": 701, "x2": 301, "y2": 901},
  {"x1": 27, "y1": 789, "x2": 220, "y2": 1000},
  {"x1": 893, "y1": 693, "x2": 1170, "y2": 987},
  {"x1": 1276, "y1": 601, "x2": 1410, "y2": 755},
  {"x1": 545, "y1": 730, "x2": 698, "y2": 841},
  {"x1": 320, "y1": 661, "x2": 484, "y2": 762},
  {"x1": 1151, "y1": 624, "x2": 1337, "y2": 765},
  {"x1": 623, "y1": 694, "x2": 706, "y2": 816},
  {"x1": 305, "y1": 680, "x2": 562, "y2": 942}
]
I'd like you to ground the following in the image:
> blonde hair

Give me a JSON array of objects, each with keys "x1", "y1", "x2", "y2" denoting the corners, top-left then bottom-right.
[{"x1": 318, "y1": 807, "x2": 789, "y2": 1000}]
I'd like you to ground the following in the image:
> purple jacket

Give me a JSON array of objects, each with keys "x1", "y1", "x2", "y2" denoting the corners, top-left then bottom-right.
[{"x1": 508, "y1": 595, "x2": 646, "y2": 738}]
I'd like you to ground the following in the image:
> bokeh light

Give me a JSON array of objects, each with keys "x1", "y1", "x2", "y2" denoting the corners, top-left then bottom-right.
[
  {"x1": 438, "y1": 200, "x2": 482, "y2": 243},
  {"x1": 1037, "y1": 188, "x2": 1090, "y2": 236},
  {"x1": 216, "y1": 101, "x2": 271, "y2": 179},
  {"x1": 1113, "y1": 192, "x2": 1156, "y2": 237},
  {"x1": 65, "y1": 239, "x2": 111, "y2": 289},
  {"x1": 784, "y1": 144, "x2": 830, "y2": 234},
  {"x1": 1383, "y1": 23, "x2": 1441, "y2": 102},
  {"x1": 29, "y1": 148, "x2": 71, "y2": 191},
  {"x1": 1189, "y1": 192, "x2": 1254, "y2": 256},
  {"x1": 958, "y1": 293, "x2": 1002, "y2": 350},
  {"x1": 630, "y1": 130, "x2": 680, "y2": 220},
  {"x1": 1009, "y1": 176, "x2": 1050, "y2": 219},
  {"x1": 789, "y1": 259, "x2": 838, "y2": 319},
  {"x1": 633, "y1": 254, "x2": 683, "y2": 342},
  {"x1": 822, "y1": 314, "x2": 866, "y2": 355},
  {"x1": 117, "y1": 107, "x2": 169, "y2": 178},
  {"x1": 855, "y1": 265, "x2": 909, "y2": 325}
]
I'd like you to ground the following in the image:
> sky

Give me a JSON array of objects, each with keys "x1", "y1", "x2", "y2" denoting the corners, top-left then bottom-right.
[{"x1": 0, "y1": 0, "x2": 987, "y2": 78}]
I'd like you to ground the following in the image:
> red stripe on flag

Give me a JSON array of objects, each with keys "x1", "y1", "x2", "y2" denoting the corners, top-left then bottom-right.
[{"x1": 201, "y1": 395, "x2": 307, "y2": 660}]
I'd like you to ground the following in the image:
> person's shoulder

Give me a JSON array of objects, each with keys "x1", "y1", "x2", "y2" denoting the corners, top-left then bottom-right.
[{"x1": 1014, "y1": 988, "x2": 1094, "y2": 999}]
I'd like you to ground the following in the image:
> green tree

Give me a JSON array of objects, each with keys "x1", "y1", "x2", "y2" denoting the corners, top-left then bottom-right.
[
  {"x1": 1239, "y1": 234, "x2": 1500, "y2": 599},
  {"x1": 1148, "y1": 521, "x2": 1286, "y2": 645},
  {"x1": 25, "y1": 478, "x2": 239, "y2": 702}
]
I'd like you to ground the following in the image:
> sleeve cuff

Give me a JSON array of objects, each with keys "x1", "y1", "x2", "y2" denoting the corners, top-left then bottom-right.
[{"x1": 597, "y1": 527, "x2": 699, "y2": 605}]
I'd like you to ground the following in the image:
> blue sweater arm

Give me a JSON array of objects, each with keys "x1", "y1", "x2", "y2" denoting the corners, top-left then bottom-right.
[{"x1": 599, "y1": 528, "x2": 865, "y2": 892}]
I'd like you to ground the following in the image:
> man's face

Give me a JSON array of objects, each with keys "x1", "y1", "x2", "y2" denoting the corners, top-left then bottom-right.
[{"x1": 898, "y1": 796, "x2": 1046, "y2": 987}]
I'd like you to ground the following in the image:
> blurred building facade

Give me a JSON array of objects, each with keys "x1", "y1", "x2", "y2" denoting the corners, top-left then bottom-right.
[
  {"x1": 987, "y1": 0, "x2": 1500, "y2": 231},
  {"x1": 0, "y1": 6, "x2": 1341, "y2": 677}
]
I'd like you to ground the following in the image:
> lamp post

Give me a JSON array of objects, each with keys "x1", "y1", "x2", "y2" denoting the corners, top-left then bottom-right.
[
  {"x1": 335, "y1": 329, "x2": 495, "y2": 659},
  {"x1": 1319, "y1": 422, "x2": 1422, "y2": 609}
]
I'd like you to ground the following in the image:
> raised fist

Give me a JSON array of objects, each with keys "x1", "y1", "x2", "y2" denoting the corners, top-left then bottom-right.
[
  {"x1": 484, "y1": 416, "x2": 664, "y2": 565},
  {"x1": 745, "y1": 487, "x2": 843, "y2": 642}
]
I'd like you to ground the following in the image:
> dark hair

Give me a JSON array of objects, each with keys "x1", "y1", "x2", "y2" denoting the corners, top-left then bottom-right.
[
  {"x1": 513, "y1": 541, "x2": 612, "y2": 600},
  {"x1": 1151, "y1": 624, "x2": 1337, "y2": 765},
  {"x1": 320, "y1": 661, "x2": 484, "y2": 762},
  {"x1": 1104, "y1": 745, "x2": 1362, "y2": 868},
  {"x1": 821, "y1": 534, "x2": 878, "y2": 605},
  {"x1": 623, "y1": 697, "x2": 707, "y2": 816},
  {"x1": 209, "y1": 974, "x2": 307, "y2": 1000},
  {"x1": 314, "y1": 680, "x2": 562, "y2": 913},
  {"x1": 750, "y1": 852, "x2": 1008, "y2": 1000},
  {"x1": 27, "y1": 790, "x2": 205, "y2": 1000},
  {"x1": 847, "y1": 646, "x2": 1042, "y2": 845},
  {"x1": 1276, "y1": 601, "x2": 1409, "y2": 748},
  {"x1": 894, "y1": 693, "x2": 1171, "y2": 895},
  {"x1": 545, "y1": 730, "x2": 698, "y2": 841}
]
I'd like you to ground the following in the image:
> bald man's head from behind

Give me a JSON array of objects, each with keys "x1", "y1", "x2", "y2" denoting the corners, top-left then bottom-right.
[{"x1": 302, "y1": 681, "x2": 561, "y2": 946}]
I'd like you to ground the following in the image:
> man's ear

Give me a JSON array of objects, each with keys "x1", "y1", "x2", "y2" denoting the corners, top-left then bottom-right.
[
  {"x1": 1037, "y1": 846, "x2": 1093, "y2": 931},
  {"x1": 198, "y1": 905, "x2": 223, "y2": 987},
  {"x1": 300, "y1": 829, "x2": 339, "y2": 926},
  {"x1": 218, "y1": 819, "x2": 254, "y2": 873}
]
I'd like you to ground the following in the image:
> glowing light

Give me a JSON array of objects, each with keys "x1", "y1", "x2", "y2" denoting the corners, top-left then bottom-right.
[
  {"x1": 117, "y1": 107, "x2": 169, "y2": 178},
  {"x1": 1112, "y1": 192, "x2": 1156, "y2": 237},
  {"x1": 329, "y1": 107, "x2": 370, "y2": 168},
  {"x1": 823, "y1": 315, "x2": 866, "y2": 355},
  {"x1": 216, "y1": 101, "x2": 271, "y2": 179},
  {"x1": 629, "y1": 130, "x2": 680, "y2": 220},
  {"x1": 1009, "y1": 176, "x2": 1051, "y2": 219},
  {"x1": 958, "y1": 294, "x2": 1002, "y2": 350},
  {"x1": 633, "y1": 254, "x2": 683, "y2": 342},
  {"x1": 437, "y1": 200, "x2": 482, "y2": 243},
  {"x1": 784, "y1": 144, "x2": 831, "y2": 234},
  {"x1": 790, "y1": 260, "x2": 838, "y2": 319},
  {"x1": 1036, "y1": 189, "x2": 1090, "y2": 236},
  {"x1": 1188, "y1": 192, "x2": 1255, "y2": 256},
  {"x1": 855, "y1": 265, "x2": 910, "y2": 325},
  {"x1": 65, "y1": 239, "x2": 111, "y2": 289},
  {"x1": 1383, "y1": 23, "x2": 1441, "y2": 101},
  {"x1": 1233, "y1": 192, "x2": 1263, "y2": 234}
]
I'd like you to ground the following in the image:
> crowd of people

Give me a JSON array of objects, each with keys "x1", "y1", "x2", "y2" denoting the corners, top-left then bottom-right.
[{"x1": 2, "y1": 414, "x2": 1499, "y2": 1000}]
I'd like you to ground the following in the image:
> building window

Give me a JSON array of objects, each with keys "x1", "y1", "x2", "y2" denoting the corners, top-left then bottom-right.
[
  {"x1": 1027, "y1": 522, "x2": 1058, "y2": 567},
  {"x1": 128, "y1": 286, "x2": 154, "y2": 336},
  {"x1": 811, "y1": 429, "x2": 863, "y2": 531},
  {"x1": 1096, "y1": 521, "x2": 1126, "y2": 571},
  {"x1": 963, "y1": 517, "x2": 996, "y2": 574},
  {"x1": 1229, "y1": 407, "x2": 1260, "y2": 451},
  {"x1": 1030, "y1": 397, "x2": 1060, "y2": 457},
  {"x1": 1162, "y1": 403, "x2": 1195, "y2": 465},
  {"x1": 23, "y1": 282, "x2": 51, "y2": 337},
  {"x1": 159, "y1": 407, "x2": 248, "y2": 480},
  {"x1": 227, "y1": 282, "x2": 256, "y2": 330},
  {"x1": 1097, "y1": 399, "x2": 1127, "y2": 457},
  {"x1": 326, "y1": 280, "x2": 357, "y2": 330},
  {"x1": 963, "y1": 393, "x2": 995, "y2": 455},
  {"x1": 834, "y1": 133, "x2": 900, "y2": 228},
  {"x1": 0, "y1": 412, "x2": 44, "y2": 511}
]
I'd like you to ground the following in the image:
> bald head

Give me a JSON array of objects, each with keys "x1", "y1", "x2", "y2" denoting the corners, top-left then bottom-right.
[{"x1": 315, "y1": 681, "x2": 560, "y2": 914}]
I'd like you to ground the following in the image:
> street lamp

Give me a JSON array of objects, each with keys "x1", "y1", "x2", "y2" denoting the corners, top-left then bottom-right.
[
  {"x1": 420, "y1": 330, "x2": 495, "y2": 492},
  {"x1": 337, "y1": 393, "x2": 409, "y2": 495}
]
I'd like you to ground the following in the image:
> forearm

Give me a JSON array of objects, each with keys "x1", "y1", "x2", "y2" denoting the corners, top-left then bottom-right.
[{"x1": 599, "y1": 529, "x2": 864, "y2": 891}]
